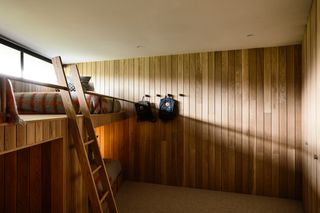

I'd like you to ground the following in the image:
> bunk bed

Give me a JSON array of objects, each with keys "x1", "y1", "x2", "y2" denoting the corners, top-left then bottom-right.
[
  {"x1": 0, "y1": 74, "x2": 128, "y2": 131},
  {"x1": 1, "y1": 74, "x2": 133, "y2": 129},
  {"x1": 0, "y1": 57, "x2": 128, "y2": 212}
]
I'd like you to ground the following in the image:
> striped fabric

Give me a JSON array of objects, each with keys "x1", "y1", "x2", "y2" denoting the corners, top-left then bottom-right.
[{"x1": 15, "y1": 92, "x2": 101, "y2": 114}]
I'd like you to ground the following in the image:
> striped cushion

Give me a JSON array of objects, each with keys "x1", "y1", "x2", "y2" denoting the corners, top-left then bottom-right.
[{"x1": 15, "y1": 92, "x2": 101, "y2": 114}]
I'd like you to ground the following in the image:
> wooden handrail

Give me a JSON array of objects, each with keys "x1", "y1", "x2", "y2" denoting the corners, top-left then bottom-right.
[
  {"x1": 85, "y1": 91, "x2": 136, "y2": 104},
  {"x1": 0, "y1": 74, "x2": 69, "y2": 91}
]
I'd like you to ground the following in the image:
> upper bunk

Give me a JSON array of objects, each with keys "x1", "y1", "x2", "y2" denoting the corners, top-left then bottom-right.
[
  {"x1": 0, "y1": 57, "x2": 130, "y2": 155},
  {"x1": 19, "y1": 112, "x2": 128, "y2": 128}
]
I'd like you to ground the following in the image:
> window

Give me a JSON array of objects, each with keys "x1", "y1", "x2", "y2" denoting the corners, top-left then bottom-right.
[
  {"x1": 0, "y1": 43, "x2": 21, "y2": 77},
  {"x1": 23, "y1": 54, "x2": 57, "y2": 84},
  {"x1": 0, "y1": 40, "x2": 57, "y2": 84}
]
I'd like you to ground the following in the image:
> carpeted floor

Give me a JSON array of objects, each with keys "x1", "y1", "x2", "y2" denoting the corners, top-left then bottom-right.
[{"x1": 117, "y1": 181, "x2": 303, "y2": 213}]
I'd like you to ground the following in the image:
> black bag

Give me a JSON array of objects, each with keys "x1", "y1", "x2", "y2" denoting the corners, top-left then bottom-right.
[
  {"x1": 135, "y1": 96, "x2": 156, "y2": 122},
  {"x1": 159, "y1": 96, "x2": 177, "y2": 121}
]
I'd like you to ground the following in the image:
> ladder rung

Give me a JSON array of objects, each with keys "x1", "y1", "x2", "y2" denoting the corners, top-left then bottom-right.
[
  {"x1": 92, "y1": 165, "x2": 102, "y2": 175},
  {"x1": 84, "y1": 139, "x2": 95, "y2": 146},
  {"x1": 100, "y1": 190, "x2": 110, "y2": 203}
]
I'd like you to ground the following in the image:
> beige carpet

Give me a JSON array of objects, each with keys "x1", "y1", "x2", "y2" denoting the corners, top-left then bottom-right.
[{"x1": 117, "y1": 181, "x2": 303, "y2": 213}]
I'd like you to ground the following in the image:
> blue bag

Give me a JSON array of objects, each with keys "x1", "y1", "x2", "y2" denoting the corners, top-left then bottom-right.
[{"x1": 159, "y1": 96, "x2": 177, "y2": 121}]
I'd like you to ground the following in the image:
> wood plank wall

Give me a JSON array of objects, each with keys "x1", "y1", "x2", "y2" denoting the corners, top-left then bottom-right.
[
  {"x1": 302, "y1": 0, "x2": 320, "y2": 212},
  {"x1": 0, "y1": 120, "x2": 66, "y2": 213},
  {"x1": 0, "y1": 116, "x2": 128, "y2": 213},
  {"x1": 95, "y1": 119, "x2": 129, "y2": 164},
  {"x1": 76, "y1": 45, "x2": 302, "y2": 199}
]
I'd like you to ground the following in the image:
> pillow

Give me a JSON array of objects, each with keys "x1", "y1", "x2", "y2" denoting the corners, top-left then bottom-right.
[
  {"x1": 80, "y1": 76, "x2": 91, "y2": 83},
  {"x1": 88, "y1": 82, "x2": 95, "y2": 91},
  {"x1": 67, "y1": 76, "x2": 94, "y2": 92}
]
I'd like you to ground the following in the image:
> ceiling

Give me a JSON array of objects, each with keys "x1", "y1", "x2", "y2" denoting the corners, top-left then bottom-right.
[{"x1": 0, "y1": 0, "x2": 312, "y2": 63}]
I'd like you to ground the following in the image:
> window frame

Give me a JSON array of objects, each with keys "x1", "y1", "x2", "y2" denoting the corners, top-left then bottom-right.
[{"x1": 0, "y1": 36, "x2": 52, "y2": 79}]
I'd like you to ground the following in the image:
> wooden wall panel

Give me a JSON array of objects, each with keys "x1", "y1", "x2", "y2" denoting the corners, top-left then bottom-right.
[
  {"x1": 0, "y1": 119, "x2": 66, "y2": 213},
  {"x1": 0, "y1": 139, "x2": 64, "y2": 213},
  {"x1": 302, "y1": 0, "x2": 320, "y2": 212},
  {"x1": 16, "y1": 149, "x2": 30, "y2": 213},
  {"x1": 0, "y1": 155, "x2": 4, "y2": 212},
  {"x1": 29, "y1": 146, "x2": 42, "y2": 213},
  {"x1": 77, "y1": 45, "x2": 302, "y2": 199},
  {"x1": 95, "y1": 119, "x2": 129, "y2": 163}
]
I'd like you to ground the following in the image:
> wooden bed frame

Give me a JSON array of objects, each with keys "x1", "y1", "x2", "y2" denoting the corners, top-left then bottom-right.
[
  {"x1": 0, "y1": 72, "x2": 128, "y2": 155},
  {"x1": 0, "y1": 64, "x2": 129, "y2": 212},
  {"x1": 0, "y1": 112, "x2": 127, "y2": 156}
]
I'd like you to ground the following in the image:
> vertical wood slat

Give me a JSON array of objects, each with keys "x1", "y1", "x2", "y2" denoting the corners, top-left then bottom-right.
[
  {"x1": 228, "y1": 51, "x2": 235, "y2": 192},
  {"x1": 302, "y1": 0, "x2": 320, "y2": 212},
  {"x1": 0, "y1": 154, "x2": 4, "y2": 212},
  {"x1": 294, "y1": 45, "x2": 302, "y2": 200},
  {"x1": 305, "y1": 11, "x2": 312, "y2": 212},
  {"x1": 279, "y1": 47, "x2": 288, "y2": 198},
  {"x1": 5, "y1": 125, "x2": 17, "y2": 151},
  {"x1": 171, "y1": 55, "x2": 178, "y2": 186},
  {"x1": 183, "y1": 54, "x2": 190, "y2": 187},
  {"x1": 241, "y1": 49, "x2": 250, "y2": 194},
  {"x1": 51, "y1": 139, "x2": 64, "y2": 213},
  {"x1": 221, "y1": 51, "x2": 228, "y2": 191},
  {"x1": 17, "y1": 125, "x2": 27, "y2": 148},
  {"x1": 263, "y1": 48, "x2": 272, "y2": 196},
  {"x1": 17, "y1": 149, "x2": 30, "y2": 213},
  {"x1": 41, "y1": 143, "x2": 51, "y2": 212},
  {"x1": 5, "y1": 152, "x2": 17, "y2": 213},
  {"x1": 248, "y1": 49, "x2": 257, "y2": 194},
  {"x1": 201, "y1": 53, "x2": 209, "y2": 189},
  {"x1": 4, "y1": 125, "x2": 17, "y2": 212},
  {"x1": 0, "y1": 127, "x2": 4, "y2": 153},
  {"x1": 189, "y1": 54, "x2": 196, "y2": 187},
  {"x1": 76, "y1": 45, "x2": 302, "y2": 199},
  {"x1": 177, "y1": 54, "x2": 184, "y2": 186},
  {"x1": 286, "y1": 46, "x2": 296, "y2": 199},
  {"x1": 26, "y1": 122, "x2": 36, "y2": 145},
  {"x1": 29, "y1": 145, "x2": 42, "y2": 213},
  {"x1": 271, "y1": 47, "x2": 280, "y2": 197},
  {"x1": 208, "y1": 52, "x2": 215, "y2": 190},
  {"x1": 235, "y1": 50, "x2": 242, "y2": 193},
  {"x1": 316, "y1": 0, "x2": 320, "y2": 209},
  {"x1": 256, "y1": 49, "x2": 264, "y2": 195},
  {"x1": 310, "y1": 4, "x2": 317, "y2": 211},
  {"x1": 214, "y1": 52, "x2": 222, "y2": 190}
]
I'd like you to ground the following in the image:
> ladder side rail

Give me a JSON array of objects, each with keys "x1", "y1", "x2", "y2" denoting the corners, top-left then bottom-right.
[
  {"x1": 52, "y1": 57, "x2": 104, "y2": 213},
  {"x1": 70, "y1": 64, "x2": 118, "y2": 213}
]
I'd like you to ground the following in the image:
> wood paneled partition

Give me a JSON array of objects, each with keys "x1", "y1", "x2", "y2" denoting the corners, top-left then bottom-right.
[
  {"x1": 76, "y1": 45, "x2": 302, "y2": 199},
  {"x1": 0, "y1": 139, "x2": 64, "y2": 213},
  {"x1": 302, "y1": 0, "x2": 320, "y2": 212}
]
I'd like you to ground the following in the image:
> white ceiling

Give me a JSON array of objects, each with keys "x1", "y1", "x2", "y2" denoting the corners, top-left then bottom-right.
[{"x1": 0, "y1": 0, "x2": 312, "y2": 63}]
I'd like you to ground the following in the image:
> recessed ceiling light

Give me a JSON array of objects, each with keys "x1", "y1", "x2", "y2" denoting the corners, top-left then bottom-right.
[
  {"x1": 136, "y1": 45, "x2": 143, "y2": 48},
  {"x1": 247, "y1": 34, "x2": 255, "y2": 37}
]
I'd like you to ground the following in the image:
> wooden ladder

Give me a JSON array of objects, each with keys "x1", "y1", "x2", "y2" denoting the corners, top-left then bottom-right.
[{"x1": 52, "y1": 56, "x2": 118, "y2": 213}]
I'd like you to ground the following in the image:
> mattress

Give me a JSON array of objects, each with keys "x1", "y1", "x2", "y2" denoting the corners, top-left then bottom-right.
[
  {"x1": 104, "y1": 159, "x2": 122, "y2": 184},
  {"x1": 15, "y1": 92, "x2": 121, "y2": 114}
]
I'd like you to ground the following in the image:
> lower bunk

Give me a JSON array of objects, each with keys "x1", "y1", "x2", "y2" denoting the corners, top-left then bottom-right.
[
  {"x1": 104, "y1": 158, "x2": 123, "y2": 194},
  {"x1": 0, "y1": 112, "x2": 129, "y2": 213}
]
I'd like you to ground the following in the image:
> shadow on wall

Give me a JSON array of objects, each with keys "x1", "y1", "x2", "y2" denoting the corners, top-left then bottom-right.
[{"x1": 102, "y1": 109, "x2": 302, "y2": 200}]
